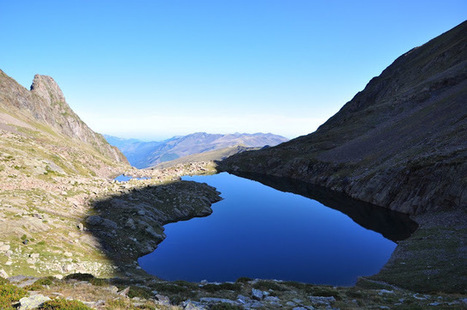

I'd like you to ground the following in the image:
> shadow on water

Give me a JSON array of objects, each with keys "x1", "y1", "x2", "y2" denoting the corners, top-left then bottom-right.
[
  {"x1": 85, "y1": 172, "x2": 417, "y2": 278},
  {"x1": 229, "y1": 171, "x2": 418, "y2": 242}
]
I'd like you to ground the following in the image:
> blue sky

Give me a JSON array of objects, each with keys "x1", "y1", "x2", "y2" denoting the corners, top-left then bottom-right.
[{"x1": 1, "y1": 1, "x2": 465, "y2": 140}]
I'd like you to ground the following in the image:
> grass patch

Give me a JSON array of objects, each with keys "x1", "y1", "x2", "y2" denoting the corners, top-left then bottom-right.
[
  {"x1": 127, "y1": 286, "x2": 153, "y2": 299},
  {"x1": 235, "y1": 277, "x2": 252, "y2": 283},
  {"x1": 64, "y1": 273, "x2": 95, "y2": 282},
  {"x1": 252, "y1": 280, "x2": 285, "y2": 291},
  {"x1": 39, "y1": 298, "x2": 92, "y2": 310},
  {"x1": 0, "y1": 284, "x2": 27, "y2": 310},
  {"x1": 210, "y1": 303, "x2": 243, "y2": 310},
  {"x1": 152, "y1": 282, "x2": 188, "y2": 294},
  {"x1": 202, "y1": 283, "x2": 242, "y2": 293}
]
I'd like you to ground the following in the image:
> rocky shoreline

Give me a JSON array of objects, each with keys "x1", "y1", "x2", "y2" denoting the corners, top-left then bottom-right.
[{"x1": 1, "y1": 160, "x2": 466, "y2": 308}]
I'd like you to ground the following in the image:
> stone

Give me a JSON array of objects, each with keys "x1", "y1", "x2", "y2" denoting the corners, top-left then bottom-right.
[
  {"x1": 309, "y1": 296, "x2": 335, "y2": 305},
  {"x1": 184, "y1": 300, "x2": 206, "y2": 309},
  {"x1": 125, "y1": 218, "x2": 136, "y2": 230},
  {"x1": 200, "y1": 297, "x2": 239, "y2": 305},
  {"x1": 0, "y1": 269, "x2": 8, "y2": 278},
  {"x1": 265, "y1": 296, "x2": 280, "y2": 303},
  {"x1": 86, "y1": 215, "x2": 103, "y2": 225},
  {"x1": 155, "y1": 294, "x2": 171, "y2": 306},
  {"x1": 118, "y1": 286, "x2": 130, "y2": 296},
  {"x1": 77, "y1": 223, "x2": 84, "y2": 231},
  {"x1": 251, "y1": 288, "x2": 264, "y2": 300},
  {"x1": 0, "y1": 244, "x2": 11, "y2": 251},
  {"x1": 101, "y1": 218, "x2": 118, "y2": 230},
  {"x1": 18, "y1": 294, "x2": 51, "y2": 309},
  {"x1": 237, "y1": 295, "x2": 251, "y2": 304},
  {"x1": 378, "y1": 289, "x2": 394, "y2": 295}
]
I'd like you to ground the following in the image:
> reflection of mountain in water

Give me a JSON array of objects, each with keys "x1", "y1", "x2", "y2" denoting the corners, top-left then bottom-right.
[{"x1": 231, "y1": 171, "x2": 418, "y2": 242}]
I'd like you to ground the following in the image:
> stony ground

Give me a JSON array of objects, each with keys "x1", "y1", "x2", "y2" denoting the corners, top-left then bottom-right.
[
  {"x1": 0, "y1": 130, "x2": 219, "y2": 279},
  {"x1": 1, "y1": 130, "x2": 466, "y2": 309},
  {"x1": 2, "y1": 273, "x2": 467, "y2": 309}
]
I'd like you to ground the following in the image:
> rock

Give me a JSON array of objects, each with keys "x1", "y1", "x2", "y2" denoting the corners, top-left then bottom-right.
[
  {"x1": 30, "y1": 253, "x2": 39, "y2": 258},
  {"x1": 125, "y1": 218, "x2": 136, "y2": 229},
  {"x1": 0, "y1": 244, "x2": 10, "y2": 251},
  {"x1": 251, "y1": 288, "x2": 264, "y2": 300},
  {"x1": 237, "y1": 295, "x2": 251, "y2": 304},
  {"x1": 199, "y1": 297, "x2": 239, "y2": 305},
  {"x1": 184, "y1": 300, "x2": 206, "y2": 309},
  {"x1": 309, "y1": 296, "x2": 335, "y2": 306},
  {"x1": 145, "y1": 226, "x2": 164, "y2": 240},
  {"x1": 86, "y1": 215, "x2": 103, "y2": 226},
  {"x1": 155, "y1": 294, "x2": 171, "y2": 306},
  {"x1": 0, "y1": 269, "x2": 8, "y2": 278},
  {"x1": 265, "y1": 296, "x2": 280, "y2": 303},
  {"x1": 118, "y1": 286, "x2": 130, "y2": 296},
  {"x1": 101, "y1": 218, "x2": 118, "y2": 230},
  {"x1": 378, "y1": 289, "x2": 394, "y2": 295},
  {"x1": 18, "y1": 294, "x2": 51, "y2": 309},
  {"x1": 77, "y1": 223, "x2": 84, "y2": 231}
]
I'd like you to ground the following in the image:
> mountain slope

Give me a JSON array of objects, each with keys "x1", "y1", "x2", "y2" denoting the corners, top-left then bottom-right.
[
  {"x1": 0, "y1": 71, "x2": 128, "y2": 169},
  {"x1": 154, "y1": 145, "x2": 260, "y2": 169},
  {"x1": 220, "y1": 21, "x2": 467, "y2": 215},
  {"x1": 106, "y1": 132, "x2": 288, "y2": 168}
]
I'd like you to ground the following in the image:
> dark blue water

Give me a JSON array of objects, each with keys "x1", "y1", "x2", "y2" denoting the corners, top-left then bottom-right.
[{"x1": 138, "y1": 173, "x2": 399, "y2": 285}]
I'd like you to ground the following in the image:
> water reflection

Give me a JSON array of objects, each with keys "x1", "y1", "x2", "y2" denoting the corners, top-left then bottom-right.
[
  {"x1": 231, "y1": 171, "x2": 418, "y2": 242},
  {"x1": 139, "y1": 172, "x2": 418, "y2": 284}
]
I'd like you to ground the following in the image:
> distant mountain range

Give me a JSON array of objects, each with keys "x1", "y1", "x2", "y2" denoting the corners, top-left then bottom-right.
[{"x1": 105, "y1": 132, "x2": 288, "y2": 168}]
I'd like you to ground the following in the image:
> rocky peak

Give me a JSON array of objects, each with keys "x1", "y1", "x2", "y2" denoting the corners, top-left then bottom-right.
[{"x1": 30, "y1": 74, "x2": 66, "y2": 105}]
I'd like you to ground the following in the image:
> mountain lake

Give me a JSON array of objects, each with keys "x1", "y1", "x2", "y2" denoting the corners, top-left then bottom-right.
[{"x1": 138, "y1": 172, "x2": 417, "y2": 285}]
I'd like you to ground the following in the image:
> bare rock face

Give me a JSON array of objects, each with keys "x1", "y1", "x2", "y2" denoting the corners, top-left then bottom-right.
[
  {"x1": 30, "y1": 74, "x2": 66, "y2": 105},
  {"x1": 220, "y1": 21, "x2": 467, "y2": 215}
]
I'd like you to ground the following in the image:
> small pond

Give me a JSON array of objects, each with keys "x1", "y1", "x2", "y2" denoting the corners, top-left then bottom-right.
[
  {"x1": 114, "y1": 174, "x2": 150, "y2": 182},
  {"x1": 138, "y1": 172, "x2": 416, "y2": 285}
]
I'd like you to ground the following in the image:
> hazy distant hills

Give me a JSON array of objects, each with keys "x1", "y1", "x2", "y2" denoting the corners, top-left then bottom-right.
[{"x1": 105, "y1": 132, "x2": 288, "y2": 168}]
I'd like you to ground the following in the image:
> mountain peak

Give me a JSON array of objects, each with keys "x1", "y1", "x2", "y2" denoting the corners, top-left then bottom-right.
[{"x1": 30, "y1": 74, "x2": 66, "y2": 105}]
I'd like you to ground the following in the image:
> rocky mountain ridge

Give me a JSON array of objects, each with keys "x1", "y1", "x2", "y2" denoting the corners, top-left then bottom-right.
[
  {"x1": 220, "y1": 20, "x2": 467, "y2": 215},
  {"x1": 0, "y1": 71, "x2": 127, "y2": 167},
  {"x1": 105, "y1": 132, "x2": 288, "y2": 168}
]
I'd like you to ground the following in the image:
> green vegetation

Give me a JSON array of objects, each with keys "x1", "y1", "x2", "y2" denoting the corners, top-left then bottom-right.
[
  {"x1": 201, "y1": 283, "x2": 242, "y2": 293},
  {"x1": 39, "y1": 298, "x2": 92, "y2": 310},
  {"x1": 0, "y1": 283, "x2": 27, "y2": 310},
  {"x1": 210, "y1": 303, "x2": 243, "y2": 310},
  {"x1": 127, "y1": 286, "x2": 153, "y2": 299},
  {"x1": 252, "y1": 280, "x2": 285, "y2": 291}
]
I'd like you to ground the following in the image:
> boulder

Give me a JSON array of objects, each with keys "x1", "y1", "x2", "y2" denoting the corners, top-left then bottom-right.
[{"x1": 18, "y1": 294, "x2": 51, "y2": 309}]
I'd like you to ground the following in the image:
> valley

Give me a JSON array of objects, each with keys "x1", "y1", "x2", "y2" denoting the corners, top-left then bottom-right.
[{"x1": 0, "y1": 20, "x2": 466, "y2": 310}]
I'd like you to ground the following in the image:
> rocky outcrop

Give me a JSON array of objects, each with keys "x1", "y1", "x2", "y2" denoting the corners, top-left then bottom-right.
[
  {"x1": 86, "y1": 180, "x2": 222, "y2": 275},
  {"x1": 219, "y1": 21, "x2": 467, "y2": 215},
  {"x1": 0, "y1": 71, "x2": 127, "y2": 165}
]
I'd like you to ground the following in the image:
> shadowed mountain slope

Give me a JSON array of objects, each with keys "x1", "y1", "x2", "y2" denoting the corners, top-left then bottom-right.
[{"x1": 220, "y1": 21, "x2": 467, "y2": 215}]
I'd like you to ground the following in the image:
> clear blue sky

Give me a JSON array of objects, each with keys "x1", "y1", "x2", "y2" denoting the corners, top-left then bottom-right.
[{"x1": 1, "y1": 1, "x2": 465, "y2": 140}]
